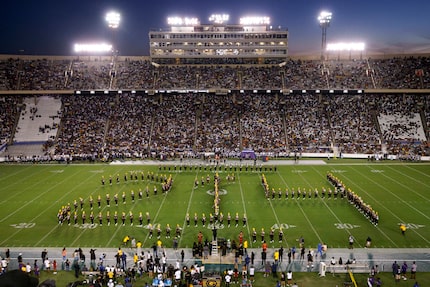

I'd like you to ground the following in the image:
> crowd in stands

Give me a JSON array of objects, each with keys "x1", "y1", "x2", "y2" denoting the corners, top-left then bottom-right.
[
  {"x1": 0, "y1": 56, "x2": 429, "y2": 160},
  {"x1": 54, "y1": 95, "x2": 113, "y2": 159},
  {"x1": 0, "y1": 56, "x2": 429, "y2": 91},
  {"x1": 0, "y1": 96, "x2": 19, "y2": 146},
  {"x1": 0, "y1": 92, "x2": 428, "y2": 160}
]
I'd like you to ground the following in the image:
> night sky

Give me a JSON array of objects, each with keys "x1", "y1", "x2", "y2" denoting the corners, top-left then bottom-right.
[{"x1": 1, "y1": 0, "x2": 429, "y2": 56}]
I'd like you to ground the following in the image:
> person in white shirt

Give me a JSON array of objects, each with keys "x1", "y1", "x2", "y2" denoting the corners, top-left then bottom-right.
[
  {"x1": 287, "y1": 270, "x2": 293, "y2": 285},
  {"x1": 175, "y1": 268, "x2": 182, "y2": 283},
  {"x1": 249, "y1": 265, "x2": 255, "y2": 282},
  {"x1": 225, "y1": 273, "x2": 232, "y2": 287},
  {"x1": 44, "y1": 258, "x2": 51, "y2": 271}
]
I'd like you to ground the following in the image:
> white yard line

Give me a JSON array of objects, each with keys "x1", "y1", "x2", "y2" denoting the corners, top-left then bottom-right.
[
  {"x1": 276, "y1": 170, "x2": 324, "y2": 245},
  {"x1": 347, "y1": 166, "x2": 430, "y2": 245},
  {"x1": 0, "y1": 165, "x2": 40, "y2": 205},
  {"x1": 236, "y1": 173, "x2": 253, "y2": 248},
  {"x1": 310, "y1": 166, "x2": 398, "y2": 248},
  {"x1": 1, "y1": 167, "x2": 98, "y2": 245},
  {"x1": 383, "y1": 165, "x2": 430, "y2": 202}
]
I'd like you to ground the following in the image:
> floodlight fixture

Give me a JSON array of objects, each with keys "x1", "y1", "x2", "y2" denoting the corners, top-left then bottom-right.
[
  {"x1": 240, "y1": 16, "x2": 270, "y2": 26},
  {"x1": 74, "y1": 43, "x2": 113, "y2": 53},
  {"x1": 318, "y1": 11, "x2": 332, "y2": 26},
  {"x1": 209, "y1": 14, "x2": 229, "y2": 24},
  {"x1": 106, "y1": 11, "x2": 121, "y2": 29},
  {"x1": 326, "y1": 42, "x2": 365, "y2": 51},
  {"x1": 167, "y1": 16, "x2": 199, "y2": 26},
  {"x1": 106, "y1": 11, "x2": 120, "y2": 55},
  {"x1": 318, "y1": 11, "x2": 332, "y2": 60}
]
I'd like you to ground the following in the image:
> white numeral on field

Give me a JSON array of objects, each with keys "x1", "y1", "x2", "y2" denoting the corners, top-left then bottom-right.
[
  {"x1": 10, "y1": 223, "x2": 36, "y2": 229},
  {"x1": 271, "y1": 223, "x2": 296, "y2": 230},
  {"x1": 334, "y1": 223, "x2": 360, "y2": 229}
]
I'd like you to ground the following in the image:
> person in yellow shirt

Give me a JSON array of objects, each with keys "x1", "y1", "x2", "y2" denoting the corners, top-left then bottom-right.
[
  {"x1": 274, "y1": 250, "x2": 279, "y2": 264},
  {"x1": 133, "y1": 253, "x2": 138, "y2": 267},
  {"x1": 136, "y1": 240, "x2": 142, "y2": 255},
  {"x1": 123, "y1": 235, "x2": 130, "y2": 246},
  {"x1": 400, "y1": 223, "x2": 407, "y2": 235},
  {"x1": 243, "y1": 240, "x2": 248, "y2": 255}
]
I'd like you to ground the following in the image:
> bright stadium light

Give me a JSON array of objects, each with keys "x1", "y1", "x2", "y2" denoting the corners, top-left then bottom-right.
[
  {"x1": 105, "y1": 11, "x2": 121, "y2": 29},
  {"x1": 318, "y1": 11, "x2": 332, "y2": 60},
  {"x1": 240, "y1": 16, "x2": 270, "y2": 25},
  {"x1": 106, "y1": 11, "x2": 120, "y2": 54},
  {"x1": 326, "y1": 42, "x2": 365, "y2": 51},
  {"x1": 74, "y1": 43, "x2": 113, "y2": 53},
  {"x1": 209, "y1": 14, "x2": 229, "y2": 24},
  {"x1": 167, "y1": 17, "x2": 199, "y2": 26}
]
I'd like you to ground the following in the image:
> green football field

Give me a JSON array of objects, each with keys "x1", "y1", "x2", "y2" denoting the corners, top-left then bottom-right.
[{"x1": 0, "y1": 160, "x2": 429, "y2": 250}]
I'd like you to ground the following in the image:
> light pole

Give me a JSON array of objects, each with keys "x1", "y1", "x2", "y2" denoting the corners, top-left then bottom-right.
[
  {"x1": 318, "y1": 11, "x2": 332, "y2": 60},
  {"x1": 105, "y1": 11, "x2": 121, "y2": 55}
]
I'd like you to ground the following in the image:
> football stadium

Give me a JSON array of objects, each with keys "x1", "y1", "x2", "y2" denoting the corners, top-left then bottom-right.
[{"x1": 0, "y1": 8, "x2": 430, "y2": 287}]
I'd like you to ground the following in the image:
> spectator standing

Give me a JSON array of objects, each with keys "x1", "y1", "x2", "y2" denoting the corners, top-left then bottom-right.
[
  {"x1": 411, "y1": 261, "x2": 417, "y2": 279},
  {"x1": 348, "y1": 235, "x2": 354, "y2": 249}
]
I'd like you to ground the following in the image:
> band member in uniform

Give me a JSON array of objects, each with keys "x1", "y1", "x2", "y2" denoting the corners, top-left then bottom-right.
[
  {"x1": 114, "y1": 211, "x2": 118, "y2": 226},
  {"x1": 252, "y1": 228, "x2": 257, "y2": 243},
  {"x1": 129, "y1": 211, "x2": 134, "y2": 226},
  {"x1": 139, "y1": 212, "x2": 143, "y2": 226},
  {"x1": 269, "y1": 228, "x2": 275, "y2": 243},
  {"x1": 121, "y1": 212, "x2": 126, "y2": 226},
  {"x1": 146, "y1": 212, "x2": 151, "y2": 224},
  {"x1": 186, "y1": 213, "x2": 190, "y2": 226},
  {"x1": 98, "y1": 212, "x2": 103, "y2": 226},
  {"x1": 106, "y1": 211, "x2": 111, "y2": 226}
]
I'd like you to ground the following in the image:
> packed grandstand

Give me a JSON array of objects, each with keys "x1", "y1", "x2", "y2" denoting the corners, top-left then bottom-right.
[{"x1": 0, "y1": 55, "x2": 429, "y2": 162}]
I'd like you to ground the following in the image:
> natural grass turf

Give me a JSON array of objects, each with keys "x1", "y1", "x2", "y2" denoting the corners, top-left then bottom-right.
[{"x1": 0, "y1": 161, "x2": 429, "y2": 249}]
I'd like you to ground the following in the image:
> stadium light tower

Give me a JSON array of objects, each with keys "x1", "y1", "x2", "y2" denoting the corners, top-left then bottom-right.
[
  {"x1": 105, "y1": 11, "x2": 121, "y2": 54},
  {"x1": 318, "y1": 11, "x2": 332, "y2": 60}
]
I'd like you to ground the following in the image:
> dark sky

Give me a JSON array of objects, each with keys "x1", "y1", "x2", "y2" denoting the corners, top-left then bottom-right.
[{"x1": 1, "y1": 0, "x2": 429, "y2": 56}]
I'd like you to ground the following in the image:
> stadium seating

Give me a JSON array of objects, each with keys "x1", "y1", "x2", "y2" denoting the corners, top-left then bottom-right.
[{"x1": 0, "y1": 55, "x2": 428, "y2": 161}]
